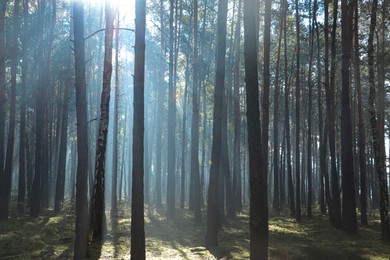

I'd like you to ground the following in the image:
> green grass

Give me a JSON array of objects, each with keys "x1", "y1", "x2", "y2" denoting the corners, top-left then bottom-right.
[{"x1": 0, "y1": 202, "x2": 389, "y2": 259}]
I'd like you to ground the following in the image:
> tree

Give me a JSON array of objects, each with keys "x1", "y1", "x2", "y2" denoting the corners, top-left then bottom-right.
[
  {"x1": 92, "y1": 0, "x2": 115, "y2": 240},
  {"x1": 205, "y1": 0, "x2": 228, "y2": 247},
  {"x1": 73, "y1": 1, "x2": 90, "y2": 257},
  {"x1": 340, "y1": 0, "x2": 357, "y2": 234},
  {"x1": 131, "y1": 0, "x2": 146, "y2": 255},
  {"x1": 0, "y1": 0, "x2": 20, "y2": 221},
  {"x1": 191, "y1": 0, "x2": 201, "y2": 222},
  {"x1": 17, "y1": 0, "x2": 30, "y2": 214},
  {"x1": 367, "y1": 0, "x2": 389, "y2": 241},
  {"x1": 0, "y1": 0, "x2": 6, "y2": 191},
  {"x1": 244, "y1": 0, "x2": 268, "y2": 256},
  {"x1": 166, "y1": 0, "x2": 176, "y2": 220},
  {"x1": 352, "y1": 3, "x2": 368, "y2": 226},
  {"x1": 294, "y1": 0, "x2": 302, "y2": 222}
]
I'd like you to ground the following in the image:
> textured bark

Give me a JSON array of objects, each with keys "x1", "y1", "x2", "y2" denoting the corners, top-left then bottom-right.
[
  {"x1": 92, "y1": 0, "x2": 115, "y2": 240},
  {"x1": 233, "y1": 0, "x2": 242, "y2": 212},
  {"x1": 284, "y1": 0, "x2": 295, "y2": 216},
  {"x1": 131, "y1": 0, "x2": 146, "y2": 254},
  {"x1": 111, "y1": 13, "x2": 120, "y2": 220},
  {"x1": 0, "y1": 0, "x2": 20, "y2": 221},
  {"x1": 307, "y1": 0, "x2": 315, "y2": 219},
  {"x1": 166, "y1": 0, "x2": 176, "y2": 220},
  {"x1": 272, "y1": 0, "x2": 284, "y2": 213},
  {"x1": 294, "y1": 0, "x2": 302, "y2": 222},
  {"x1": 367, "y1": 0, "x2": 389, "y2": 241},
  {"x1": 205, "y1": 0, "x2": 228, "y2": 248},
  {"x1": 30, "y1": 0, "x2": 46, "y2": 219},
  {"x1": 17, "y1": 0, "x2": 29, "y2": 214},
  {"x1": 73, "y1": 1, "x2": 90, "y2": 257},
  {"x1": 191, "y1": 0, "x2": 201, "y2": 222},
  {"x1": 0, "y1": 1, "x2": 6, "y2": 184},
  {"x1": 155, "y1": 0, "x2": 165, "y2": 209},
  {"x1": 341, "y1": 0, "x2": 358, "y2": 234},
  {"x1": 352, "y1": 3, "x2": 367, "y2": 226},
  {"x1": 244, "y1": 0, "x2": 268, "y2": 257}
]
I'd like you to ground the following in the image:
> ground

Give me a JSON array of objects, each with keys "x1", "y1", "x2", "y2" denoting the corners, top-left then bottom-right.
[{"x1": 0, "y1": 201, "x2": 389, "y2": 259}]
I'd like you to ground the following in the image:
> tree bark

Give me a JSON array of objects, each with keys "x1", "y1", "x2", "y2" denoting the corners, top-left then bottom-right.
[
  {"x1": 92, "y1": 0, "x2": 115, "y2": 240},
  {"x1": 73, "y1": 1, "x2": 90, "y2": 257},
  {"x1": 205, "y1": 0, "x2": 228, "y2": 247},
  {"x1": 341, "y1": 0, "x2": 358, "y2": 234},
  {"x1": 131, "y1": 0, "x2": 146, "y2": 254}
]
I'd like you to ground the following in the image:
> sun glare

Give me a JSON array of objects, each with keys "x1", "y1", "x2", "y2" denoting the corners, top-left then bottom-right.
[{"x1": 82, "y1": 0, "x2": 130, "y2": 7}]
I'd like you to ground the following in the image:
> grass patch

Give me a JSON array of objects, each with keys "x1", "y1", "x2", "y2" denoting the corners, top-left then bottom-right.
[{"x1": 0, "y1": 201, "x2": 389, "y2": 259}]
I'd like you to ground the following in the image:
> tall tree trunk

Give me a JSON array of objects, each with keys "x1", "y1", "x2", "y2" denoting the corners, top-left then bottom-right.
[
  {"x1": 272, "y1": 0, "x2": 284, "y2": 213},
  {"x1": 233, "y1": 0, "x2": 242, "y2": 213},
  {"x1": 205, "y1": 0, "x2": 228, "y2": 247},
  {"x1": 131, "y1": 0, "x2": 146, "y2": 254},
  {"x1": 244, "y1": 0, "x2": 268, "y2": 256},
  {"x1": 307, "y1": 0, "x2": 315, "y2": 219},
  {"x1": 155, "y1": 0, "x2": 165, "y2": 209},
  {"x1": 166, "y1": 0, "x2": 176, "y2": 220},
  {"x1": 294, "y1": 0, "x2": 302, "y2": 222},
  {"x1": 284, "y1": 0, "x2": 295, "y2": 216},
  {"x1": 54, "y1": 64, "x2": 71, "y2": 212},
  {"x1": 367, "y1": 0, "x2": 389, "y2": 241},
  {"x1": 341, "y1": 0, "x2": 357, "y2": 234},
  {"x1": 111, "y1": 11, "x2": 120, "y2": 220},
  {"x1": 352, "y1": 4, "x2": 367, "y2": 225},
  {"x1": 191, "y1": 0, "x2": 201, "y2": 222},
  {"x1": 0, "y1": 1, "x2": 6, "y2": 185},
  {"x1": 0, "y1": 0, "x2": 20, "y2": 221},
  {"x1": 92, "y1": 0, "x2": 115, "y2": 240},
  {"x1": 17, "y1": 0, "x2": 29, "y2": 214},
  {"x1": 73, "y1": 1, "x2": 90, "y2": 257},
  {"x1": 30, "y1": 0, "x2": 46, "y2": 219}
]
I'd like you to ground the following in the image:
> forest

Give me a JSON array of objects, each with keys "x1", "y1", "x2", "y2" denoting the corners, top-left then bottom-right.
[{"x1": 0, "y1": 0, "x2": 389, "y2": 258}]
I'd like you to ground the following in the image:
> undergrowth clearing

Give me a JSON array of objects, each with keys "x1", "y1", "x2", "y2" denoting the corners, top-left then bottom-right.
[{"x1": 0, "y1": 201, "x2": 389, "y2": 259}]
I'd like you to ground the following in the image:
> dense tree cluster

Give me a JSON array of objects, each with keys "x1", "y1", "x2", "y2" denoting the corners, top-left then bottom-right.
[{"x1": 0, "y1": 0, "x2": 388, "y2": 258}]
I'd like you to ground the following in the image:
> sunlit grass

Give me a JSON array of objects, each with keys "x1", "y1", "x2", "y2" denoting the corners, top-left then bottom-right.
[{"x1": 1, "y1": 200, "x2": 390, "y2": 259}]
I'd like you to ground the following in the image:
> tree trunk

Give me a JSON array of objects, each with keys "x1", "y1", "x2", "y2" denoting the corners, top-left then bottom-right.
[
  {"x1": 73, "y1": 1, "x2": 90, "y2": 257},
  {"x1": 341, "y1": 0, "x2": 357, "y2": 234},
  {"x1": 244, "y1": 0, "x2": 268, "y2": 256},
  {"x1": 272, "y1": 0, "x2": 284, "y2": 213},
  {"x1": 17, "y1": 0, "x2": 29, "y2": 214},
  {"x1": 92, "y1": 0, "x2": 115, "y2": 240},
  {"x1": 166, "y1": 0, "x2": 176, "y2": 220},
  {"x1": 294, "y1": 0, "x2": 302, "y2": 222},
  {"x1": 111, "y1": 11, "x2": 120, "y2": 220},
  {"x1": 131, "y1": 0, "x2": 146, "y2": 254},
  {"x1": 367, "y1": 0, "x2": 389, "y2": 241},
  {"x1": 191, "y1": 0, "x2": 201, "y2": 222},
  {"x1": 205, "y1": 0, "x2": 228, "y2": 247},
  {"x1": 0, "y1": 0, "x2": 20, "y2": 221}
]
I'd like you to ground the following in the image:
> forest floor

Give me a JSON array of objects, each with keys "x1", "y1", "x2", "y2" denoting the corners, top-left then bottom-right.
[{"x1": 0, "y1": 200, "x2": 389, "y2": 259}]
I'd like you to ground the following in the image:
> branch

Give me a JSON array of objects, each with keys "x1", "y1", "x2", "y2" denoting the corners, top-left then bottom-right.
[{"x1": 84, "y1": 27, "x2": 134, "y2": 40}]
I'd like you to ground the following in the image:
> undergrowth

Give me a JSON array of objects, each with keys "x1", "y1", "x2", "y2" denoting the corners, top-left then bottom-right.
[{"x1": 0, "y1": 199, "x2": 389, "y2": 259}]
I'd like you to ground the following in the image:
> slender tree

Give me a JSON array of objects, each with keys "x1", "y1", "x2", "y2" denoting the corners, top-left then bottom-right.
[
  {"x1": 244, "y1": 0, "x2": 268, "y2": 256},
  {"x1": 73, "y1": 1, "x2": 90, "y2": 257},
  {"x1": 341, "y1": 0, "x2": 358, "y2": 234},
  {"x1": 205, "y1": 0, "x2": 228, "y2": 247},
  {"x1": 131, "y1": 0, "x2": 146, "y2": 254},
  {"x1": 92, "y1": 0, "x2": 115, "y2": 240},
  {"x1": 294, "y1": 0, "x2": 302, "y2": 222},
  {"x1": 367, "y1": 0, "x2": 389, "y2": 241},
  {"x1": 352, "y1": 3, "x2": 368, "y2": 226},
  {"x1": 0, "y1": 0, "x2": 20, "y2": 221},
  {"x1": 166, "y1": 0, "x2": 176, "y2": 220}
]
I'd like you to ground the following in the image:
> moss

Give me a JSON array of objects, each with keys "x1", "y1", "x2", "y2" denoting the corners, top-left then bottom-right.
[{"x1": 0, "y1": 204, "x2": 389, "y2": 259}]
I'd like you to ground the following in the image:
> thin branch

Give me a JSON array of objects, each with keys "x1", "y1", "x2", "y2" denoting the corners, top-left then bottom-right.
[{"x1": 84, "y1": 27, "x2": 134, "y2": 40}]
